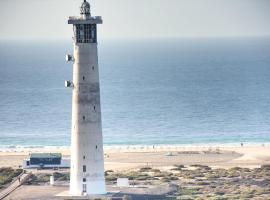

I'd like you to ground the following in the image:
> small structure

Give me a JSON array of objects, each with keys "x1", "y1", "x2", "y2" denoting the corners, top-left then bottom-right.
[
  {"x1": 117, "y1": 178, "x2": 130, "y2": 187},
  {"x1": 50, "y1": 175, "x2": 55, "y2": 185},
  {"x1": 22, "y1": 153, "x2": 70, "y2": 169}
]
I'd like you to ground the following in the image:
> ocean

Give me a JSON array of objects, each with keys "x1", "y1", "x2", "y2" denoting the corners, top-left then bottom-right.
[{"x1": 0, "y1": 37, "x2": 270, "y2": 148}]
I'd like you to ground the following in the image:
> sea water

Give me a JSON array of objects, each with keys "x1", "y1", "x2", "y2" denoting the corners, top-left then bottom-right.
[{"x1": 0, "y1": 37, "x2": 270, "y2": 148}]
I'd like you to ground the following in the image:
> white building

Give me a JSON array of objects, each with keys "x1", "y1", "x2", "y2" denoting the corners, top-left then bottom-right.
[
  {"x1": 66, "y1": 0, "x2": 106, "y2": 196},
  {"x1": 22, "y1": 153, "x2": 70, "y2": 169}
]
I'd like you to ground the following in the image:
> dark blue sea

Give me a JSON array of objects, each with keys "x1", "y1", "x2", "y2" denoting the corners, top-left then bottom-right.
[{"x1": 0, "y1": 37, "x2": 270, "y2": 148}]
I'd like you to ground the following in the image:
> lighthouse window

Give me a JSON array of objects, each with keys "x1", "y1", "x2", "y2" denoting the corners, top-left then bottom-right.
[
  {"x1": 92, "y1": 66, "x2": 94, "y2": 70},
  {"x1": 83, "y1": 178, "x2": 86, "y2": 182},
  {"x1": 83, "y1": 116, "x2": 85, "y2": 120},
  {"x1": 83, "y1": 165, "x2": 86, "y2": 172},
  {"x1": 94, "y1": 106, "x2": 96, "y2": 111},
  {"x1": 91, "y1": 24, "x2": 97, "y2": 43},
  {"x1": 75, "y1": 24, "x2": 84, "y2": 43},
  {"x1": 96, "y1": 145, "x2": 98, "y2": 149},
  {"x1": 83, "y1": 76, "x2": 85, "y2": 80},
  {"x1": 74, "y1": 24, "x2": 96, "y2": 43},
  {"x1": 83, "y1": 155, "x2": 86, "y2": 160},
  {"x1": 84, "y1": 24, "x2": 91, "y2": 43},
  {"x1": 83, "y1": 184, "x2": 87, "y2": 192}
]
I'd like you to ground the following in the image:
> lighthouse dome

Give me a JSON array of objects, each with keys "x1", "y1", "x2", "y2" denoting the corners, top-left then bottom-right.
[{"x1": 80, "y1": 0, "x2": 91, "y2": 16}]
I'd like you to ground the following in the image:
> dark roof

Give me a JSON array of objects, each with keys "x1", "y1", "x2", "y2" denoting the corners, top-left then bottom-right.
[
  {"x1": 30, "y1": 153, "x2": 62, "y2": 159},
  {"x1": 80, "y1": 0, "x2": 90, "y2": 15}
]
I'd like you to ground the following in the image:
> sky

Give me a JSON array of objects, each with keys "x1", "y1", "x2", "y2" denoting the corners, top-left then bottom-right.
[{"x1": 0, "y1": 0, "x2": 269, "y2": 40}]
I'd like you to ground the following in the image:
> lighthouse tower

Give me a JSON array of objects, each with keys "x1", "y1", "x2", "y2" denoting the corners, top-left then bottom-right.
[{"x1": 66, "y1": 0, "x2": 105, "y2": 195}]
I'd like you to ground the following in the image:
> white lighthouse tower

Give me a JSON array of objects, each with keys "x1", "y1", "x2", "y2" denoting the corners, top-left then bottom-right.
[{"x1": 66, "y1": 0, "x2": 106, "y2": 196}]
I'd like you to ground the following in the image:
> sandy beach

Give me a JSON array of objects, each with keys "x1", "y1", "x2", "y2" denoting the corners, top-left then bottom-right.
[
  {"x1": 0, "y1": 145, "x2": 269, "y2": 170},
  {"x1": 1, "y1": 145, "x2": 270, "y2": 199}
]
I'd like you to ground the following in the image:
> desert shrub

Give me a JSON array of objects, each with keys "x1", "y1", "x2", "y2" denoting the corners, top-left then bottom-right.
[
  {"x1": 172, "y1": 165, "x2": 185, "y2": 171},
  {"x1": 177, "y1": 195, "x2": 194, "y2": 200},
  {"x1": 0, "y1": 168, "x2": 23, "y2": 186},
  {"x1": 150, "y1": 169, "x2": 161, "y2": 173},
  {"x1": 241, "y1": 168, "x2": 251, "y2": 172},
  {"x1": 230, "y1": 167, "x2": 242, "y2": 171},
  {"x1": 175, "y1": 164, "x2": 185, "y2": 168},
  {"x1": 0, "y1": 176, "x2": 12, "y2": 185},
  {"x1": 253, "y1": 188, "x2": 269, "y2": 195},
  {"x1": 105, "y1": 170, "x2": 114, "y2": 176},
  {"x1": 126, "y1": 171, "x2": 149, "y2": 180},
  {"x1": 36, "y1": 174, "x2": 51, "y2": 182},
  {"x1": 105, "y1": 174, "x2": 117, "y2": 182},
  {"x1": 226, "y1": 170, "x2": 240, "y2": 178},
  {"x1": 24, "y1": 174, "x2": 37, "y2": 185},
  {"x1": 195, "y1": 181, "x2": 209, "y2": 186},
  {"x1": 210, "y1": 196, "x2": 228, "y2": 200},
  {"x1": 179, "y1": 170, "x2": 205, "y2": 179},
  {"x1": 240, "y1": 193, "x2": 254, "y2": 199},
  {"x1": 261, "y1": 164, "x2": 270, "y2": 170},
  {"x1": 53, "y1": 172, "x2": 69, "y2": 181},
  {"x1": 178, "y1": 186, "x2": 202, "y2": 195},
  {"x1": 190, "y1": 164, "x2": 204, "y2": 168},
  {"x1": 161, "y1": 177, "x2": 170, "y2": 182},
  {"x1": 24, "y1": 174, "x2": 50, "y2": 185},
  {"x1": 214, "y1": 191, "x2": 225, "y2": 195},
  {"x1": 205, "y1": 174, "x2": 220, "y2": 179},
  {"x1": 154, "y1": 171, "x2": 173, "y2": 178},
  {"x1": 105, "y1": 171, "x2": 152, "y2": 181},
  {"x1": 190, "y1": 165, "x2": 211, "y2": 170},
  {"x1": 162, "y1": 176, "x2": 179, "y2": 182},
  {"x1": 212, "y1": 169, "x2": 228, "y2": 177},
  {"x1": 52, "y1": 172, "x2": 62, "y2": 179},
  {"x1": 135, "y1": 174, "x2": 150, "y2": 181},
  {"x1": 139, "y1": 167, "x2": 152, "y2": 172}
]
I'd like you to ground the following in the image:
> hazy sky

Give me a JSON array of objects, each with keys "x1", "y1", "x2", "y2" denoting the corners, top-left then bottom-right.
[{"x1": 0, "y1": 0, "x2": 269, "y2": 40}]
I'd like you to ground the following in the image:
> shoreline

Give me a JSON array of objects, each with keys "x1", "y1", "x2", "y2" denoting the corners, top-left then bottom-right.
[{"x1": 0, "y1": 142, "x2": 269, "y2": 152}]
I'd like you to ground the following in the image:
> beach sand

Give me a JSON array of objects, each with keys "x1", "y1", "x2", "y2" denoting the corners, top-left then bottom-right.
[{"x1": 0, "y1": 145, "x2": 269, "y2": 170}]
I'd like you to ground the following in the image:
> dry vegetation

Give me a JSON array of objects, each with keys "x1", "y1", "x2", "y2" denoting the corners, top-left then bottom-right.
[
  {"x1": 24, "y1": 172, "x2": 70, "y2": 185},
  {"x1": 0, "y1": 167, "x2": 23, "y2": 189},
  {"x1": 105, "y1": 164, "x2": 270, "y2": 200},
  {"x1": 18, "y1": 165, "x2": 270, "y2": 199}
]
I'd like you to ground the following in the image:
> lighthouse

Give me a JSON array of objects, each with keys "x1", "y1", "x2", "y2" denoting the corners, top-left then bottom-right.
[{"x1": 66, "y1": 0, "x2": 105, "y2": 196}]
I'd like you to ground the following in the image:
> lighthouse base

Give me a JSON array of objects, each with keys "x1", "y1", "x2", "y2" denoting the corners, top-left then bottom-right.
[
  {"x1": 56, "y1": 191, "x2": 112, "y2": 200},
  {"x1": 69, "y1": 179, "x2": 106, "y2": 196}
]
